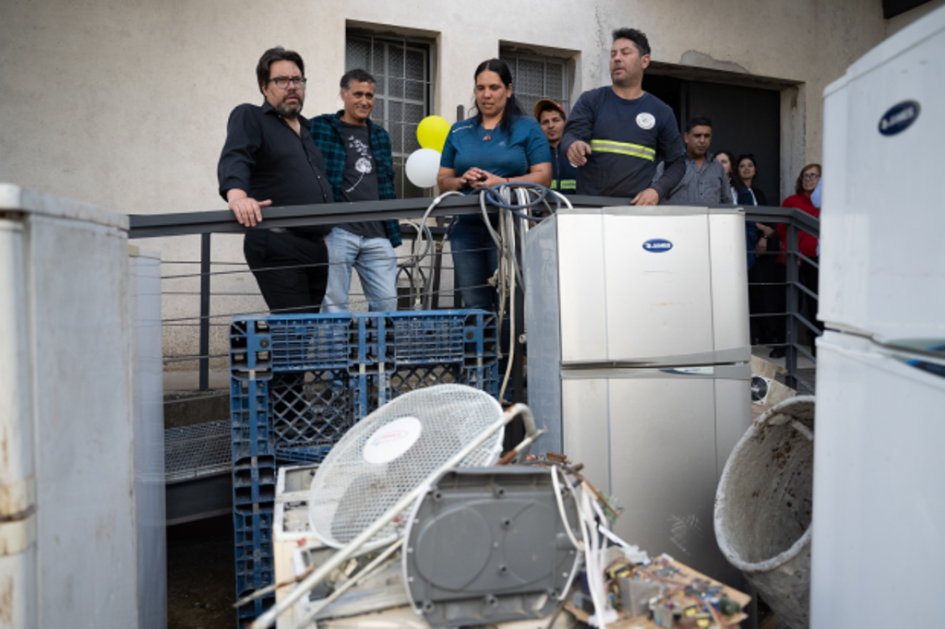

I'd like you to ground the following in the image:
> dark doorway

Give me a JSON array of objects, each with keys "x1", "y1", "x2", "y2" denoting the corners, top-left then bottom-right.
[{"x1": 643, "y1": 74, "x2": 782, "y2": 204}]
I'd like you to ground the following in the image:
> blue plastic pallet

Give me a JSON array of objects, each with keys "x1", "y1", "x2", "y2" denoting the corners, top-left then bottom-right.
[{"x1": 229, "y1": 310, "x2": 498, "y2": 626}]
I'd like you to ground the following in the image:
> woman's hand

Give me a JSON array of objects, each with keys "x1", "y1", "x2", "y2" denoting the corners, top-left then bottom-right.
[
  {"x1": 460, "y1": 167, "x2": 489, "y2": 188},
  {"x1": 459, "y1": 168, "x2": 505, "y2": 189},
  {"x1": 755, "y1": 222, "x2": 775, "y2": 238},
  {"x1": 474, "y1": 170, "x2": 506, "y2": 188}
]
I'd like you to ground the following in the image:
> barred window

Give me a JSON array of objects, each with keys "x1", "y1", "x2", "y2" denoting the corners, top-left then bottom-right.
[
  {"x1": 499, "y1": 48, "x2": 570, "y2": 119},
  {"x1": 346, "y1": 33, "x2": 432, "y2": 198}
]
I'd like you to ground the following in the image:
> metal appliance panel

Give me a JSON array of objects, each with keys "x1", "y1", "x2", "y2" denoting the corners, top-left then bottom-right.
[
  {"x1": 129, "y1": 249, "x2": 167, "y2": 629},
  {"x1": 560, "y1": 377, "x2": 611, "y2": 494},
  {"x1": 601, "y1": 212, "x2": 715, "y2": 361},
  {"x1": 0, "y1": 183, "x2": 140, "y2": 629},
  {"x1": 713, "y1": 368, "x2": 752, "y2": 481},
  {"x1": 820, "y1": 7, "x2": 945, "y2": 339},
  {"x1": 524, "y1": 214, "x2": 564, "y2": 454},
  {"x1": 557, "y1": 211, "x2": 609, "y2": 363},
  {"x1": 561, "y1": 367, "x2": 745, "y2": 582},
  {"x1": 709, "y1": 213, "x2": 751, "y2": 358},
  {"x1": 812, "y1": 331, "x2": 945, "y2": 628}
]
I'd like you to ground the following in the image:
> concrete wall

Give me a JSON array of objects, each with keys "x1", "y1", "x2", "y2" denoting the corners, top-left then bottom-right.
[{"x1": 0, "y1": 0, "x2": 889, "y2": 375}]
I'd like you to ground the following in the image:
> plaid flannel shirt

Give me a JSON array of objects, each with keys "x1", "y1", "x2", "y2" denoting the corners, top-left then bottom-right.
[{"x1": 310, "y1": 111, "x2": 402, "y2": 247}]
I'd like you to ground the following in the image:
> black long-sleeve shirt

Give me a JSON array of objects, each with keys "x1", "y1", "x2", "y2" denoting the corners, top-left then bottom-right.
[
  {"x1": 218, "y1": 101, "x2": 333, "y2": 237},
  {"x1": 561, "y1": 88, "x2": 686, "y2": 200}
]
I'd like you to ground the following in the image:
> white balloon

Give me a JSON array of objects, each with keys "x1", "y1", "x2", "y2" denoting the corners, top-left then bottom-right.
[{"x1": 405, "y1": 148, "x2": 441, "y2": 189}]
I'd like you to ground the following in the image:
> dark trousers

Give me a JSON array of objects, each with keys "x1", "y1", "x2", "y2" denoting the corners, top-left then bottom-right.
[
  {"x1": 749, "y1": 249, "x2": 785, "y2": 345},
  {"x1": 799, "y1": 257, "x2": 823, "y2": 344},
  {"x1": 450, "y1": 217, "x2": 499, "y2": 312},
  {"x1": 244, "y1": 230, "x2": 329, "y2": 314}
]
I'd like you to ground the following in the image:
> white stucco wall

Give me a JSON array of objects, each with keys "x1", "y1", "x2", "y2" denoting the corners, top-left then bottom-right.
[{"x1": 0, "y1": 0, "x2": 889, "y2": 374}]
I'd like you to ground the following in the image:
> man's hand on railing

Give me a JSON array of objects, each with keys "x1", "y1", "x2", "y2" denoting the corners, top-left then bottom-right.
[
  {"x1": 631, "y1": 187, "x2": 659, "y2": 206},
  {"x1": 226, "y1": 189, "x2": 272, "y2": 227}
]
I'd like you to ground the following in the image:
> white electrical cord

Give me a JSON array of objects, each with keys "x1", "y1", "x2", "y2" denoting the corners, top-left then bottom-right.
[
  {"x1": 397, "y1": 190, "x2": 466, "y2": 310},
  {"x1": 580, "y1": 485, "x2": 618, "y2": 628},
  {"x1": 550, "y1": 466, "x2": 584, "y2": 552}
]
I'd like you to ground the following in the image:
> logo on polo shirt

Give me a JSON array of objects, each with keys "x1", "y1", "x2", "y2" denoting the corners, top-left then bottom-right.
[{"x1": 636, "y1": 113, "x2": 655, "y2": 130}]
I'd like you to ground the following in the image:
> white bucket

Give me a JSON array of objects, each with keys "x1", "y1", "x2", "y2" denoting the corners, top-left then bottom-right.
[{"x1": 714, "y1": 396, "x2": 815, "y2": 629}]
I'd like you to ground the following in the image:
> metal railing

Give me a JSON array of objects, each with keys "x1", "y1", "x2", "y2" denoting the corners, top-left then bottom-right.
[
  {"x1": 128, "y1": 196, "x2": 820, "y2": 395},
  {"x1": 743, "y1": 205, "x2": 821, "y2": 394}
]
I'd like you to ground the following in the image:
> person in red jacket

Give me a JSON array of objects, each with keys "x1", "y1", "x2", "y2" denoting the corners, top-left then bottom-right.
[
  {"x1": 778, "y1": 164, "x2": 821, "y2": 262},
  {"x1": 776, "y1": 163, "x2": 822, "y2": 356}
]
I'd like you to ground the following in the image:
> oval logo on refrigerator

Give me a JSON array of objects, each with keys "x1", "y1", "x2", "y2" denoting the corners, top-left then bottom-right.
[
  {"x1": 878, "y1": 101, "x2": 920, "y2": 136},
  {"x1": 643, "y1": 238, "x2": 673, "y2": 252}
]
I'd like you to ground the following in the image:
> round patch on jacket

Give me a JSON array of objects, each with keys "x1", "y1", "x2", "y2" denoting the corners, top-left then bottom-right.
[{"x1": 636, "y1": 113, "x2": 655, "y2": 130}]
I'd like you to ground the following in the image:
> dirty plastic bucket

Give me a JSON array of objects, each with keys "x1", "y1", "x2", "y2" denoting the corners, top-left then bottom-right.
[{"x1": 714, "y1": 396, "x2": 815, "y2": 629}]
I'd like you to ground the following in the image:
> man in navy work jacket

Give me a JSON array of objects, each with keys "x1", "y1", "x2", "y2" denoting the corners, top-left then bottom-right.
[
  {"x1": 310, "y1": 69, "x2": 402, "y2": 313},
  {"x1": 218, "y1": 46, "x2": 333, "y2": 313},
  {"x1": 562, "y1": 28, "x2": 685, "y2": 204}
]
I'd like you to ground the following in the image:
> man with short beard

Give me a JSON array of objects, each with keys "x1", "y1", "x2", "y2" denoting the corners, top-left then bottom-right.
[
  {"x1": 562, "y1": 28, "x2": 685, "y2": 205},
  {"x1": 218, "y1": 46, "x2": 334, "y2": 312},
  {"x1": 658, "y1": 116, "x2": 733, "y2": 205}
]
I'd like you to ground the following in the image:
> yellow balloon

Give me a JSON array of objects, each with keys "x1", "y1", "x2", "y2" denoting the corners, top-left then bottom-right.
[{"x1": 416, "y1": 115, "x2": 451, "y2": 153}]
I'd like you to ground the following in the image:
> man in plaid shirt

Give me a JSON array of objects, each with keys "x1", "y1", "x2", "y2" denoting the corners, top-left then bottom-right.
[{"x1": 310, "y1": 69, "x2": 402, "y2": 312}]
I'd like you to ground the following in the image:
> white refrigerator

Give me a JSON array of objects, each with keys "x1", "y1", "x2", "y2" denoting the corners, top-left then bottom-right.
[
  {"x1": 525, "y1": 205, "x2": 752, "y2": 583},
  {"x1": 812, "y1": 5, "x2": 945, "y2": 627}
]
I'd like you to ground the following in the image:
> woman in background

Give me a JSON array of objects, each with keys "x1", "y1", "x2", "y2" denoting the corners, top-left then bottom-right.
[
  {"x1": 437, "y1": 58, "x2": 551, "y2": 311},
  {"x1": 778, "y1": 163, "x2": 823, "y2": 354},
  {"x1": 734, "y1": 154, "x2": 783, "y2": 352},
  {"x1": 714, "y1": 150, "x2": 737, "y2": 204}
]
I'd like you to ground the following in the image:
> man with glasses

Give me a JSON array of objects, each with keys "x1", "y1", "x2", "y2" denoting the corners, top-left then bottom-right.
[
  {"x1": 310, "y1": 69, "x2": 402, "y2": 313},
  {"x1": 218, "y1": 46, "x2": 334, "y2": 313}
]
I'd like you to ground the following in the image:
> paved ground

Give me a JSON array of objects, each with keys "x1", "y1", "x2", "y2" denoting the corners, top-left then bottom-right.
[{"x1": 168, "y1": 515, "x2": 236, "y2": 629}]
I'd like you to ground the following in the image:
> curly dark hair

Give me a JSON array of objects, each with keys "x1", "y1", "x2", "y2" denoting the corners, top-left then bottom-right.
[{"x1": 612, "y1": 28, "x2": 651, "y2": 57}]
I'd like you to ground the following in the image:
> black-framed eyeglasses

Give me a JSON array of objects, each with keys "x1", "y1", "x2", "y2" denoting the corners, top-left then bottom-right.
[
  {"x1": 268, "y1": 76, "x2": 307, "y2": 89},
  {"x1": 802, "y1": 173, "x2": 821, "y2": 180}
]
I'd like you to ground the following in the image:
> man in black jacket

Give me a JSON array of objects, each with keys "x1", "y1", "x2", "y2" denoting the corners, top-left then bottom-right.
[{"x1": 218, "y1": 46, "x2": 333, "y2": 312}]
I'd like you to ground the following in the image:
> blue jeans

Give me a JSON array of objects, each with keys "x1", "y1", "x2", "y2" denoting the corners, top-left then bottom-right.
[
  {"x1": 322, "y1": 228, "x2": 398, "y2": 312},
  {"x1": 450, "y1": 216, "x2": 499, "y2": 311}
]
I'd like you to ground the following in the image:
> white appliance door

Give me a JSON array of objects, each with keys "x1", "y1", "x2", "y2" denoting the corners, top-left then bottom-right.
[
  {"x1": 820, "y1": 6, "x2": 945, "y2": 339},
  {"x1": 557, "y1": 208, "x2": 747, "y2": 366},
  {"x1": 561, "y1": 365, "x2": 750, "y2": 585},
  {"x1": 812, "y1": 331, "x2": 945, "y2": 628}
]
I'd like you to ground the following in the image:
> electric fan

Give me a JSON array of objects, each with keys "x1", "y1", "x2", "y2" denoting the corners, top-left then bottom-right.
[{"x1": 307, "y1": 384, "x2": 505, "y2": 550}]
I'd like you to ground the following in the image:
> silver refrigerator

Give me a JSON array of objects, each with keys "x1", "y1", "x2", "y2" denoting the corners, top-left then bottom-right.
[{"x1": 525, "y1": 205, "x2": 751, "y2": 582}]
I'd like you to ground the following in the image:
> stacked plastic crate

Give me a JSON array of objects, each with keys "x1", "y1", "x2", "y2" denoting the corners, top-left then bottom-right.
[{"x1": 229, "y1": 310, "x2": 498, "y2": 626}]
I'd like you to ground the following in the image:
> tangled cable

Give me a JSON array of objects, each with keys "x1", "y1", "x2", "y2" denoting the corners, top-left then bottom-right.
[
  {"x1": 474, "y1": 183, "x2": 573, "y2": 400},
  {"x1": 395, "y1": 183, "x2": 573, "y2": 400}
]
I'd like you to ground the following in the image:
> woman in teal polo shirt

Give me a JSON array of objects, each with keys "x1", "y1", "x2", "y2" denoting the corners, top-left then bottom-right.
[{"x1": 437, "y1": 58, "x2": 551, "y2": 311}]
